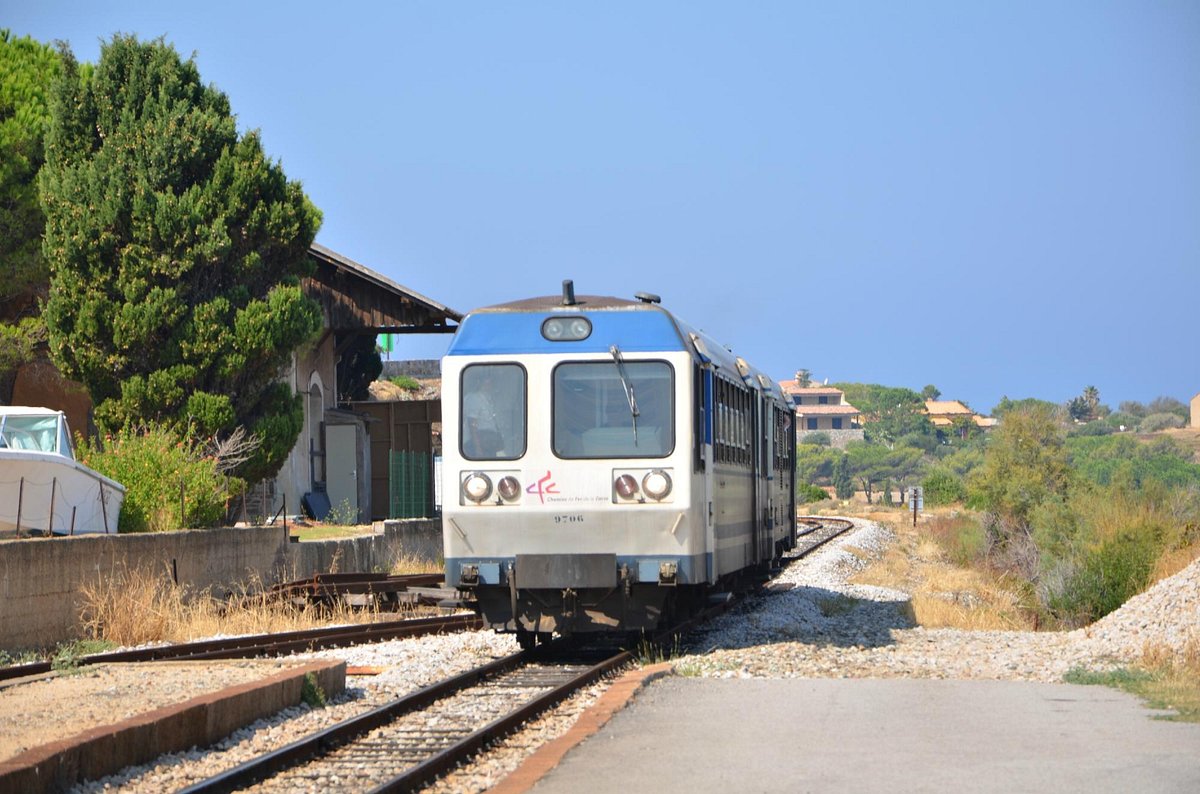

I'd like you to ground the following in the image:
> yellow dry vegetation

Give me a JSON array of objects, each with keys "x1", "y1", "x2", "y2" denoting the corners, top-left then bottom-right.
[
  {"x1": 848, "y1": 510, "x2": 1037, "y2": 631},
  {"x1": 77, "y1": 554, "x2": 441, "y2": 647}
]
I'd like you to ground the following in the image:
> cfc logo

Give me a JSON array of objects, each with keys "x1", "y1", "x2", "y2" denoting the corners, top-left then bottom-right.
[{"x1": 526, "y1": 471, "x2": 559, "y2": 504}]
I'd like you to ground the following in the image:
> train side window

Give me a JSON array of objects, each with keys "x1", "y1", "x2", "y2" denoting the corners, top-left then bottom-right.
[{"x1": 461, "y1": 363, "x2": 527, "y2": 461}]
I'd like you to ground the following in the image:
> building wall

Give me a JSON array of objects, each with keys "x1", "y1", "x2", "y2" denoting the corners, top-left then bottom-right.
[
  {"x1": 1192, "y1": 393, "x2": 1200, "y2": 428},
  {"x1": 0, "y1": 519, "x2": 441, "y2": 652},
  {"x1": 273, "y1": 337, "x2": 337, "y2": 518},
  {"x1": 798, "y1": 415, "x2": 857, "y2": 431}
]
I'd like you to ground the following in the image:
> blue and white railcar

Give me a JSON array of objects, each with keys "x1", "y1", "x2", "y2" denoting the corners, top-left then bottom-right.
[{"x1": 442, "y1": 284, "x2": 795, "y2": 644}]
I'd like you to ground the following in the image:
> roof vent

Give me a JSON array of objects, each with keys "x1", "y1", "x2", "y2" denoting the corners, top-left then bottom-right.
[
  {"x1": 562, "y1": 279, "x2": 576, "y2": 306},
  {"x1": 635, "y1": 292, "x2": 661, "y2": 304}
]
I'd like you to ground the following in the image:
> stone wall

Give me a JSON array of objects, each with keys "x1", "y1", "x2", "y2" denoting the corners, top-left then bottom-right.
[
  {"x1": 0, "y1": 519, "x2": 442, "y2": 653},
  {"x1": 798, "y1": 428, "x2": 865, "y2": 449}
]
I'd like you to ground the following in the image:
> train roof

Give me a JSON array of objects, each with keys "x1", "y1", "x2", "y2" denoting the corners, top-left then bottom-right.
[{"x1": 448, "y1": 292, "x2": 786, "y2": 401}]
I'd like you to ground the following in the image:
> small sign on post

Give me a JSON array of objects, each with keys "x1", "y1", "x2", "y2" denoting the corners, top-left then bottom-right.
[{"x1": 908, "y1": 486, "x2": 923, "y2": 526}]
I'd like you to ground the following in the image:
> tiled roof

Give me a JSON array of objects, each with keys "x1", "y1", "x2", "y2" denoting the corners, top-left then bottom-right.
[
  {"x1": 924, "y1": 400, "x2": 973, "y2": 415},
  {"x1": 779, "y1": 383, "x2": 844, "y2": 396}
]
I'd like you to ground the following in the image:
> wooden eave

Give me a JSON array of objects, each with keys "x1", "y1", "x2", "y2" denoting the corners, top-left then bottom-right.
[{"x1": 305, "y1": 243, "x2": 462, "y2": 334}]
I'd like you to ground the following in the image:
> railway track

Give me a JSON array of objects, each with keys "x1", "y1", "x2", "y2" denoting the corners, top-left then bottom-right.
[
  {"x1": 792, "y1": 516, "x2": 854, "y2": 558},
  {"x1": 179, "y1": 640, "x2": 635, "y2": 793},
  {"x1": 0, "y1": 611, "x2": 481, "y2": 683}
]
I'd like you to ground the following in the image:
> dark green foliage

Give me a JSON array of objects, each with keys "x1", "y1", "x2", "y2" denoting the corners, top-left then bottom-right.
[
  {"x1": 845, "y1": 440, "x2": 923, "y2": 504},
  {"x1": 389, "y1": 375, "x2": 421, "y2": 391},
  {"x1": 835, "y1": 382, "x2": 934, "y2": 446},
  {"x1": 1068, "y1": 420, "x2": 1115, "y2": 437},
  {"x1": 921, "y1": 384, "x2": 940, "y2": 400},
  {"x1": 1147, "y1": 396, "x2": 1189, "y2": 421},
  {"x1": 301, "y1": 671, "x2": 327, "y2": 708},
  {"x1": 39, "y1": 36, "x2": 322, "y2": 481},
  {"x1": 1048, "y1": 531, "x2": 1158, "y2": 625},
  {"x1": 795, "y1": 443, "x2": 838, "y2": 485},
  {"x1": 832, "y1": 453, "x2": 854, "y2": 499},
  {"x1": 800, "y1": 430, "x2": 830, "y2": 446},
  {"x1": 797, "y1": 482, "x2": 830, "y2": 504},
  {"x1": 1067, "y1": 435, "x2": 1200, "y2": 489},
  {"x1": 0, "y1": 31, "x2": 62, "y2": 398},
  {"x1": 923, "y1": 467, "x2": 967, "y2": 506},
  {"x1": 337, "y1": 333, "x2": 382, "y2": 402}
]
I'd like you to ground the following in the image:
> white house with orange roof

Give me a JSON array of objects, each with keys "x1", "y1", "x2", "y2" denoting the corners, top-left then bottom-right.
[{"x1": 778, "y1": 374, "x2": 864, "y2": 447}]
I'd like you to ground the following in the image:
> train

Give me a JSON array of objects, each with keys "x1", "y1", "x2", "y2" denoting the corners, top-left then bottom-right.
[{"x1": 442, "y1": 281, "x2": 796, "y2": 647}]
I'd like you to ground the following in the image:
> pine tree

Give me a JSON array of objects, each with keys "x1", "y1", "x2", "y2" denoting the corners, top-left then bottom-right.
[{"x1": 39, "y1": 35, "x2": 322, "y2": 481}]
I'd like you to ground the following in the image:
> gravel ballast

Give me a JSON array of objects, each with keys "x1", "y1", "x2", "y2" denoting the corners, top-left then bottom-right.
[{"x1": 1, "y1": 517, "x2": 1193, "y2": 792}]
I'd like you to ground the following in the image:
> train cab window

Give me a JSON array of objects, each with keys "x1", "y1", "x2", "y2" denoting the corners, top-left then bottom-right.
[
  {"x1": 461, "y1": 364, "x2": 527, "y2": 460},
  {"x1": 553, "y1": 361, "x2": 673, "y2": 458}
]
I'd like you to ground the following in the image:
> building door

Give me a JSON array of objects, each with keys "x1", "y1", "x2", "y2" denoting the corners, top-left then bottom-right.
[{"x1": 326, "y1": 425, "x2": 358, "y2": 522}]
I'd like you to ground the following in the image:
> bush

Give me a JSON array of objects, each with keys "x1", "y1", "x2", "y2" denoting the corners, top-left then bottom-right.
[
  {"x1": 389, "y1": 375, "x2": 421, "y2": 391},
  {"x1": 76, "y1": 424, "x2": 235, "y2": 532},
  {"x1": 1140, "y1": 413, "x2": 1184, "y2": 432},
  {"x1": 1048, "y1": 531, "x2": 1158, "y2": 626},
  {"x1": 923, "y1": 468, "x2": 967, "y2": 506},
  {"x1": 797, "y1": 482, "x2": 830, "y2": 504},
  {"x1": 800, "y1": 431, "x2": 831, "y2": 446},
  {"x1": 1069, "y1": 421, "x2": 1115, "y2": 437}
]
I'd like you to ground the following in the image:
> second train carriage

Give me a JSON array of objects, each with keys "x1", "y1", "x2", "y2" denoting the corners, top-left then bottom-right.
[{"x1": 442, "y1": 283, "x2": 795, "y2": 644}]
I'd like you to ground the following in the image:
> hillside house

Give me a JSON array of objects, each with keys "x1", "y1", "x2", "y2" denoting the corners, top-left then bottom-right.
[
  {"x1": 778, "y1": 376, "x2": 864, "y2": 447},
  {"x1": 924, "y1": 400, "x2": 997, "y2": 438}
]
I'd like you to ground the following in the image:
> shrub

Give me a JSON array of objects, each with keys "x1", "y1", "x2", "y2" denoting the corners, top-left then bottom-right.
[
  {"x1": 1140, "y1": 413, "x2": 1184, "y2": 432},
  {"x1": 923, "y1": 468, "x2": 967, "y2": 506},
  {"x1": 797, "y1": 482, "x2": 830, "y2": 504},
  {"x1": 1069, "y1": 421, "x2": 1115, "y2": 437},
  {"x1": 389, "y1": 375, "x2": 421, "y2": 391},
  {"x1": 1048, "y1": 531, "x2": 1158, "y2": 626},
  {"x1": 76, "y1": 424, "x2": 235, "y2": 532}
]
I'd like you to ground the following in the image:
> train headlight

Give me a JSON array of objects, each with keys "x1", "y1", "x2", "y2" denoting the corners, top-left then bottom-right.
[
  {"x1": 614, "y1": 474, "x2": 639, "y2": 500},
  {"x1": 497, "y1": 475, "x2": 522, "y2": 502},
  {"x1": 642, "y1": 470, "x2": 672, "y2": 500},
  {"x1": 463, "y1": 473, "x2": 493, "y2": 503},
  {"x1": 542, "y1": 316, "x2": 592, "y2": 342}
]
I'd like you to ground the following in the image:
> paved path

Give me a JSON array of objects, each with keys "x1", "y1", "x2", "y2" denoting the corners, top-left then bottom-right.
[{"x1": 529, "y1": 678, "x2": 1200, "y2": 793}]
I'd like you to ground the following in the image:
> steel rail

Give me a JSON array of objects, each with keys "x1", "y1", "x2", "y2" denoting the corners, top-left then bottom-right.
[{"x1": 0, "y1": 613, "x2": 481, "y2": 682}]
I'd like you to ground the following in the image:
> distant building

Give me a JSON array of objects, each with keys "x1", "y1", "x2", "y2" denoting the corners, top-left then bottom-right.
[
  {"x1": 779, "y1": 374, "x2": 864, "y2": 447},
  {"x1": 1191, "y1": 392, "x2": 1200, "y2": 428},
  {"x1": 924, "y1": 400, "x2": 996, "y2": 438}
]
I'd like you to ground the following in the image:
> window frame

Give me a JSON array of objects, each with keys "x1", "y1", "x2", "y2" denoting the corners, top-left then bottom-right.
[
  {"x1": 551, "y1": 358, "x2": 675, "y2": 460},
  {"x1": 459, "y1": 362, "x2": 529, "y2": 462}
]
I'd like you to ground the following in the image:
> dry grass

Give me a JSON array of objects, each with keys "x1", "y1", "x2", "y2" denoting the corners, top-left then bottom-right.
[
  {"x1": 77, "y1": 563, "x2": 420, "y2": 647},
  {"x1": 849, "y1": 514, "x2": 1036, "y2": 631},
  {"x1": 1069, "y1": 634, "x2": 1200, "y2": 722}
]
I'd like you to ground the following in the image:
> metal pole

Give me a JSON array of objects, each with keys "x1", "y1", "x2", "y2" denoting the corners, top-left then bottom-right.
[
  {"x1": 70, "y1": 506, "x2": 77, "y2": 535},
  {"x1": 49, "y1": 477, "x2": 57, "y2": 535},
  {"x1": 100, "y1": 481, "x2": 110, "y2": 534},
  {"x1": 16, "y1": 477, "x2": 23, "y2": 537},
  {"x1": 180, "y1": 479, "x2": 186, "y2": 528}
]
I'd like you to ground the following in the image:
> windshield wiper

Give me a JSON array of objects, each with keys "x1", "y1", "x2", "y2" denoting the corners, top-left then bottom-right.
[{"x1": 609, "y1": 344, "x2": 640, "y2": 445}]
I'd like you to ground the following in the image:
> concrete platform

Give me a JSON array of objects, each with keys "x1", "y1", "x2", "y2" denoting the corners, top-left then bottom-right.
[
  {"x1": 524, "y1": 676, "x2": 1200, "y2": 793},
  {"x1": 0, "y1": 659, "x2": 345, "y2": 794}
]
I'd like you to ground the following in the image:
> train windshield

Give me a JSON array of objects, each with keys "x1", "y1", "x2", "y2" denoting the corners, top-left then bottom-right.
[
  {"x1": 460, "y1": 363, "x2": 527, "y2": 460},
  {"x1": 553, "y1": 361, "x2": 673, "y2": 458}
]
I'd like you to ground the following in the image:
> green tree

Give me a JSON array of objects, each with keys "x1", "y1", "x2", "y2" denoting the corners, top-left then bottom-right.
[
  {"x1": 992, "y1": 395, "x2": 1062, "y2": 419},
  {"x1": 967, "y1": 404, "x2": 1072, "y2": 526},
  {"x1": 835, "y1": 382, "x2": 934, "y2": 446},
  {"x1": 845, "y1": 441, "x2": 923, "y2": 504},
  {"x1": 336, "y1": 334, "x2": 383, "y2": 402},
  {"x1": 40, "y1": 36, "x2": 322, "y2": 481},
  {"x1": 0, "y1": 31, "x2": 62, "y2": 397},
  {"x1": 832, "y1": 453, "x2": 854, "y2": 499},
  {"x1": 921, "y1": 384, "x2": 941, "y2": 400}
]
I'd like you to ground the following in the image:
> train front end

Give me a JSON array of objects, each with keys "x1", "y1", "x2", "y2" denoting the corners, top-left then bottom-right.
[{"x1": 442, "y1": 292, "x2": 706, "y2": 642}]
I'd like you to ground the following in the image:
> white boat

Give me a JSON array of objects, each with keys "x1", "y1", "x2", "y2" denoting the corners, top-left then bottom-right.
[{"x1": 0, "y1": 407, "x2": 125, "y2": 535}]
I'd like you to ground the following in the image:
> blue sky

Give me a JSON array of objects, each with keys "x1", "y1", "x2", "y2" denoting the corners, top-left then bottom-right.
[{"x1": 9, "y1": 1, "x2": 1198, "y2": 413}]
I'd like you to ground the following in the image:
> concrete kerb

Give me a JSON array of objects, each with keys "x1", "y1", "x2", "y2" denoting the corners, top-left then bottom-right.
[
  {"x1": 0, "y1": 659, "x2": 345, "y2": 794},
  {"x1": 491, "y1": 662, "x2": 676, "y2": 794}
]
